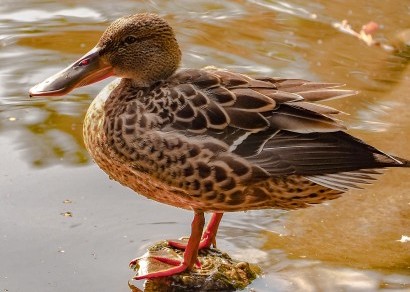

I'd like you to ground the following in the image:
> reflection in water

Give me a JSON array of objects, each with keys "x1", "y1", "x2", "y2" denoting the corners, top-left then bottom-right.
[
  {"x1": 1, "y1": 0, "x2": 409, "y2": 291},
  {"x1": 0, "y1": 98, "x2": 90, "y2": 166}
]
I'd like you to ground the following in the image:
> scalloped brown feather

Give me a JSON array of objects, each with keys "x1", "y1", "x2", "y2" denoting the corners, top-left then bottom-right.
[{"x1": 84, "y1": 67, "x2": 407, "y2": 212}]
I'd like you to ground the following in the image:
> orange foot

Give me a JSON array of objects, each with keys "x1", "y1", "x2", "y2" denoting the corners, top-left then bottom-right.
[
  {"x1": 130, "y1": 212, "x2": 223, "y2": 279},
  {"x1": 130, "y1": 256, "x2": 193, "y2": 279}
]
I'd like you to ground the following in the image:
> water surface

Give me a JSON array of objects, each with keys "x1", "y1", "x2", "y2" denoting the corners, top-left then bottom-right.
[{"x1": 1, "y1": 0, "x2": 409, "y2": 291}]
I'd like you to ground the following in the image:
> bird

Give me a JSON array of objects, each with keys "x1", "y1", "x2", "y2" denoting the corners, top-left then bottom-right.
[{"x1": 29, "y1": 13, "x2": 409, "y2": 280}]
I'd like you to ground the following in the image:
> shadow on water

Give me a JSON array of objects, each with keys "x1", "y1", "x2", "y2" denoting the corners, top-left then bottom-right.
[{"x1": 1, "y1": 0, "x2": 409, "y2": 291}]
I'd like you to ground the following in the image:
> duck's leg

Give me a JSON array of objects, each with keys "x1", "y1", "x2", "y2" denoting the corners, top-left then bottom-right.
[
  {"x1": 132, "y1": 211, "x2": 205, "y2": 280},
  {"x1": 168, "y1": 212, "x2": 223, "y2": 250}
]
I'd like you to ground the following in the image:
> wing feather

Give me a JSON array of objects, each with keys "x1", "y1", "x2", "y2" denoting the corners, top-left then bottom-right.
[
  {"x1": 144, "y1": 68, "x2": 406, "y2": 193},
  {"x1": 269, "y1": 104, "x2": 345, "y2": 133},
  {"x1": 306, "y1": 170, "x2": 380, "y2": 191}
]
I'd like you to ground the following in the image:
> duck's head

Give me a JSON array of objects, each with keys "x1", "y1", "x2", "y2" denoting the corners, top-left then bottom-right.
[{"x1": 29, "y1": 13, "x2": 181, "y2": 97}]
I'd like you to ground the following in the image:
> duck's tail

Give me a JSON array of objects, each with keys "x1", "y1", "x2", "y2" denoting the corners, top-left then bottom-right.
[{"x1": 391, "y1": 155, "x2": 410, "y2": 167}]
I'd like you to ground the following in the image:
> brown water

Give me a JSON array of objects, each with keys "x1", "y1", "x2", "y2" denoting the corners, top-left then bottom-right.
[{"x1": 1, "y1": 1, "x2": 410, "y2": 291}]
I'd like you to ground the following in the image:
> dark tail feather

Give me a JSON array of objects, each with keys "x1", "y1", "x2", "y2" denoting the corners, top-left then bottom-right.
[{"x1": 391, "y1": 155, "x2": 410, "y2": 167}]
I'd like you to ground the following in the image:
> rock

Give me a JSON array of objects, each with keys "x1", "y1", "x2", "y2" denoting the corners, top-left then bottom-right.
[{"x1": 130, "y1": 240, "x2": 260, "y2": 291}]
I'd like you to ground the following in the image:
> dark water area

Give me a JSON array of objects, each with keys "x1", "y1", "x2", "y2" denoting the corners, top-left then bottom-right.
[{"x1": 1, "y1": 1, "x2": 409, "y2": 291}]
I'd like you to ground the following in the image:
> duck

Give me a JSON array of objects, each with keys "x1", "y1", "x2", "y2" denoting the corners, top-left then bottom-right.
[{"x1": 29, "y1": 13, "x2": 409, "y2": 280}]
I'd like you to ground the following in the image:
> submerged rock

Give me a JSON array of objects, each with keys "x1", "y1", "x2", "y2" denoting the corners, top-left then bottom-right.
[{"x1": 130, "y1": 240, "x2": 260, "y2": 291}]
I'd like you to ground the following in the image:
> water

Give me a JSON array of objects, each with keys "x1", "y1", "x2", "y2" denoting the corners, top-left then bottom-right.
[{"x1": 1, "y1": 0, "x2": 409, "y2": 291}]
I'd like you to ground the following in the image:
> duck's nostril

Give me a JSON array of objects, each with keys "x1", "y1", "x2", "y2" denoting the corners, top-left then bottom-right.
[{"x1": 78, "y1": 59, "x2": 90, "y2": 66}]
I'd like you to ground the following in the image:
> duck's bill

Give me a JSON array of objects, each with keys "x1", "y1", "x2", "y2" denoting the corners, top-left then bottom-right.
[{"x1": 29, "y1": 46, "x2": 114, "y2": 97}]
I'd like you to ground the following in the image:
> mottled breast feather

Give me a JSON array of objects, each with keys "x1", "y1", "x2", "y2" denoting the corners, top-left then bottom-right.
[{"x1": 96, "y1": 68, "x2": 406, "y2": 211}]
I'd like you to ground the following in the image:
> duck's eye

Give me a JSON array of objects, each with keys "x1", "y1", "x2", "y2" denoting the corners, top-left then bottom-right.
[{"x1": 124, "y1": 35, "x2": 137, "y2": 45}]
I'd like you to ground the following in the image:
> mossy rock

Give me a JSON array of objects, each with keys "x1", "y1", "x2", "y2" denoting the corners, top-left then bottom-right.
[{"x1": 130, "y1": 240, "x2": 260, "y2": 291}]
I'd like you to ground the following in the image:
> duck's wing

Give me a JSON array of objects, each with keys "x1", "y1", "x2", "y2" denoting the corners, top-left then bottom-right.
[
  {"x1": 142, "y1": 69, "x2": 406, "y2": 191},
  {"x1": 166, "y1": 68, "x2": 349, "y2": 134}
]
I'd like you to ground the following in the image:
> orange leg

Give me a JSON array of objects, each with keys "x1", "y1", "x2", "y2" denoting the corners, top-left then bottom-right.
[
  {"x1": 168, "y1": 212, "x2": 223, "y2": 250},
  {"x1": 132, "y1": 211, "x2": 206, "y2": 280}
]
